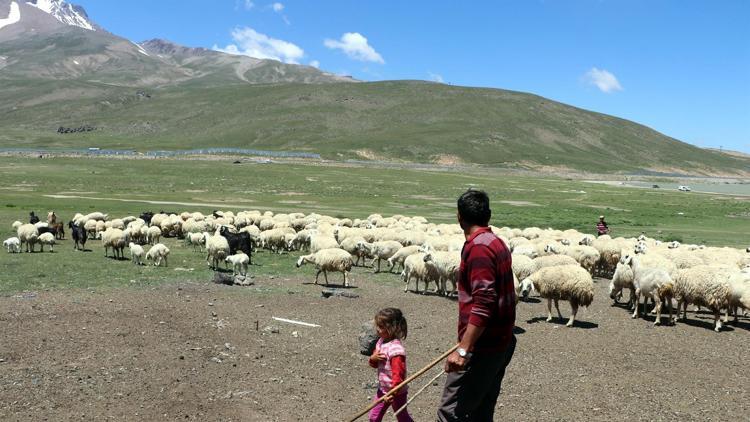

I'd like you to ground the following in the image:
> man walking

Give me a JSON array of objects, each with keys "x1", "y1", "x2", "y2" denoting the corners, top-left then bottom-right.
[{"x1": 437, "y1": 190, "x2": 517, "y2": 422}]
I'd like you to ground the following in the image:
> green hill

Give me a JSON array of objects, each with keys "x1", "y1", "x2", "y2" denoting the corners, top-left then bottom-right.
[{"x1": 0, "y1": 78, "x2": 748, "y2": 175}]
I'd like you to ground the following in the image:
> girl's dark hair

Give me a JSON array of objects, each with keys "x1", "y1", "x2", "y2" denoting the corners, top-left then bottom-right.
[
  {"x1": 375, "y1": 308, "x2": 408, "y2": 340},
  {"x1": 457, "y1": 189, "x2": 491, "y2": 226}
]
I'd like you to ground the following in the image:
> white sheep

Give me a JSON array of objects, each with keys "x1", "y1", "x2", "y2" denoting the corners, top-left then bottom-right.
[
  {"x1": 423, "y1": 251, "x2": 461, "y2": 296},
  {"x1": 520, "y1": 264, "x2": 595, "y2": 327},
  {"x1": 511, "y1": 254, "x2": 534, "y2": 281},
  {"x1": 3, "y1": 237, "x2": 20, "y2": 253},
  {"x1": 621, "y1": 254, "x2": 675, "y2": 326},
  {"x1": 185, "y1": 232, "x2": 205, "y2": 252},
  {"x1": 11, "y1": 221, "x2": 22, "y2": 232},
  {"x1": 310, "y1": 234, "x2": 340, "y2": 254},
  {"x1": 339, "y1": 236, "x2": 368, "y2": 266},
  {"x1": 146, "y1": 243, "x2": 170, "y2": 267},
  {"x1": 402, "y1": 252, "x2": 439, "y2": 294},
  {"x1": 544, "y1": 243, "x2": 601, "y2": 274},
  {"x1": 225, "y1": 252, "x2": 250, "y2": 276},
  {"x1": 17, "y1": 223, "x2": 39, "y2": 253},
  {"x1": 101, "y1": 228, "x2": 128, "y2": 259},
  {"x1": 37, "y1": 232, "x2": 56, "y2": 252},
  {"x1": 146, "y1": 226, "x2": 162, "y2": 245},
  {"x1": 673, "y1": 265, "x2": 734, "y2": 332},
  {"x1": 205, "y1": 230, "x2": 230, "y2": 270},
  {"x1": 608, "y1": 262, "x2": 635, "y2": 308},
  {"x1": 296, "y1": 248, "x2": 354, "y2": 287},
  {"x1": 129, "y1": 242, "x2": 145, "y2": 265},
  {"x1": 357, "y1": 240, "x2": 403, "y2": 273},
  {"x1": 387, "y1": 245, "x2": 421, "y2": 273}
]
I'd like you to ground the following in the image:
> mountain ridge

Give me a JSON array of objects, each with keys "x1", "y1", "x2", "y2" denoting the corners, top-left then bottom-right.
[{"x1": 0, "y1": 0, "x2": 746, "y2": 176}]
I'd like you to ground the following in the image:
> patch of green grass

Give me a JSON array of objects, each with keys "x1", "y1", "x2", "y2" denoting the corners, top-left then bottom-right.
[{"x1": 0, "y1": 156, "x2": 747, "y2": 294}]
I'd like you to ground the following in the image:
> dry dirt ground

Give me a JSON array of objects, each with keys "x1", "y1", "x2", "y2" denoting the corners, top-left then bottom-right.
[{"x1": 1, "y1": 274, "x2": 748, "y2": 421}]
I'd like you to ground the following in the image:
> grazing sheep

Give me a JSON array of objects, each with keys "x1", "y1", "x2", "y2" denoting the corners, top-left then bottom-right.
[
  {"x1": 4, "y1": 237, "x2": 21, "y2": 253},
  {"x1": 101, "y1": 228, "x2": 128, "y2": 259},
  {"x1": 339, "y1": 236, "x2": 368, "y2": 266},
  {"x1": 185, "y1": 232, "x2": 205, "y2": 252},
  {"x1": 260, "y1": 228, "x2": 290, "y2": 254},
  {"x1": 402, "y1": 252, "x2": 439, "y2": 294},
  {"x1": 621, "y1": 254, "x2": 675, "y2": 326},
  {"x1": 387, "y1": 245, "x2": 422, "y2": 273},
  {"x1": 673, "y1": 265, "x2": 734, "y2": 332},
  {"x1": 296, "y1": 248, "x2": 354, "y2": 287},
  {"x1": 146, "y1": 226, "x2": 162, "y2": 245},
  {"x1": 146, "y1": 243, "x2": 170, "y2": 267},
  {"x1": 725, "y1": 272, "x2": 750, "y2": 323},
  {"x1": 520, "y1": 264, "x2": 595, "y2": 327},
  {"x1": 310, "y1": 234, "x2": 340, "y2": 254},
  {"x1": 544, "y1": 244, "x2": 601, "y2": 274},
  {"x1": 37, "y1": 232, "x2": 56, "y2": 252},
  {"x1": 357, "y1": 240, "x2": 403, "y2": 273},
  {"x1": 129, "y1": 242, "x2": 145, "y2": 265},
  {"x1": 68, "y1": 221, "x2": 87, "y2": 251},
  {"x1": 511, "y1": 254, "x2": 534, "y2": 281},
  {"x1": 423, "y1": 251, "x2": 461, "y2": 296},
  {"x1": 205, "y1": 230, "x2": 231, "y2": 270},
  {"x1": 609, "y1": 262, "x2": 635, "y2": 309},
  {"x1": 17, "y1": 223, "x2": 39, "y2": 253},
  {"x1": 529, "y1": 255, "x2": 579, "y2": 276},
  {"x1": 225, "y1": 252, "x2": 250, "y2": 276}
]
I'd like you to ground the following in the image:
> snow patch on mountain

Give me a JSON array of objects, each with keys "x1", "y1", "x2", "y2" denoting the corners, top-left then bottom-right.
[
  {"x1": 26, "y1": 0, "x2": 94, "y2": 31},
  {"x1": 132, "y1": 41, "x2": 150, "y2": 56},
  {"x1": 0, "y1": 2, "x2": 21, "y2": 30}
]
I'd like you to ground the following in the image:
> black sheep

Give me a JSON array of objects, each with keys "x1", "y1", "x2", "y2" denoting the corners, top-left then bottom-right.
[
  {"x1": 68, "y1": 221, "x2": 87, "y2": 250},
  {"x1": 219, "y1": 226, "x2": 254, "y2": 265}
]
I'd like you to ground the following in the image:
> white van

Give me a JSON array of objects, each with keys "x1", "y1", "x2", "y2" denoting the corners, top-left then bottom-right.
[{"x1": 677, "y1": 185, "x2": 691, "y2": 192}]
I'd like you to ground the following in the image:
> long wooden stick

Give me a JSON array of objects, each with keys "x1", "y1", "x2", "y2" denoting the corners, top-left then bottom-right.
[
  {"x1": 347, "y1": 344, "x2": 458, "y2": 422},
  {"x1": 393, "y1": 369, "x2": 445, "y2": 417}
]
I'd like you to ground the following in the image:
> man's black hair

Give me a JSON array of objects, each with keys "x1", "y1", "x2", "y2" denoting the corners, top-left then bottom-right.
[{"x1": 457, "y1": 189, "x2": 491, "y2": 227}]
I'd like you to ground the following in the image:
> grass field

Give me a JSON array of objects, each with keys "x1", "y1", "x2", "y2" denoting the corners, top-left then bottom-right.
[{"x1": 1, "y1": 155, "x2": 748, "y2": 294}]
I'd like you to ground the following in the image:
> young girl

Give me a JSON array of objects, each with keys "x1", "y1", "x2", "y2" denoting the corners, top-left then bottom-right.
[{"x1": 368, "y1": 308, "x2": 413, "y2": 422}]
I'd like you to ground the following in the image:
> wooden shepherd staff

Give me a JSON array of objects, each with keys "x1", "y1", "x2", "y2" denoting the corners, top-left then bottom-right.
[{"x1": 347, "y1": 344, "x2": 458, "y2": 422}]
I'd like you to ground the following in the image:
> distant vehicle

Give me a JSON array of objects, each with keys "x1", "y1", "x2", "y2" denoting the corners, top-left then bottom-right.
[
  {"x1": 88, "y1": 147, "x2": 100, "y2": 151},
  {"x1": 652, "y1": 184, "x2": 660, "y2": 189},
  {"x1": 678, "y1": 185, "x2": 691, "y2": 192}
]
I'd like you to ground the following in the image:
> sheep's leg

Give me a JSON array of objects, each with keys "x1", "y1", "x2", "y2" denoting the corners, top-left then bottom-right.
[
  {"x1": 314, "y1": 270, "x2": 321, "y2": 285},
  {"x1": 713, "y1": 309, "x2": 722, "y2": 332},
  {"x1": 343, "y1": 271, "x2": 349, "y2": 287},
  {"x1": 554, "y1": 299, "x2": 563, "y2": 320},
  {"x1": 632, "y1": 291, "x2": 641, "y2": 319},
  {"x1": 546, "y1": 299, "x2": 553, "y2": 322},
  {"x1": 566, "y1": 302, "x2": 578, "y2": 327},
  {"x1": 653, "y1": 295, "x2": 662, "y2": 326},
  {"x1": 723, "y1": 307, "x2": 730, "y2": 324},
  {"x1": 403, "y1": 273, "x2": 410, "y2": 293},
  {"x1": 164, "y1": 256, "x2": 168, "y2": 267},
  {"x1": 323, "y1": 270, "x2": 329, "y2": 286},
  {"x1": 679, "y1": 300, "x2": 687, "y2": 320}
]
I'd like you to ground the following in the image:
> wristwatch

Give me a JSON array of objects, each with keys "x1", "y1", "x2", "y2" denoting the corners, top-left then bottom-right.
[{"x1": 456, "y1": 347, "x2": 468, "y2": 358}]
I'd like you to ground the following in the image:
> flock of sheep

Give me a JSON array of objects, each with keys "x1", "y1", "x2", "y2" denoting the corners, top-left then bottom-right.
[{"x1": 5, "y1": 209, "x2": 750, "y2": 331}]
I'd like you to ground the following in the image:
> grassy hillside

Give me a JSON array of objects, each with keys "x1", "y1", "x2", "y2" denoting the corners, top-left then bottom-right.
[{"x1": 0, "y1": 79, "x2": 748, "y2": 175}]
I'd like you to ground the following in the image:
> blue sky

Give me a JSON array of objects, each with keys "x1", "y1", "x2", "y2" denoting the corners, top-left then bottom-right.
[{"x1": 75, "y1": 0, "x2": 750, "y2": 153}]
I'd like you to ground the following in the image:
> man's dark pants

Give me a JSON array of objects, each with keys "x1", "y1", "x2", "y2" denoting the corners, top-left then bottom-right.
[{"x1": 437, "y1": 335, "x2": 517, "y2": 422}]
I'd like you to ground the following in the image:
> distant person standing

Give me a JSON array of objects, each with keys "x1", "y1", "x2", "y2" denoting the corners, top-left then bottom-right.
[
  {"x1": 596, "y1": 215, "x2": 609, "y2": 236},
  {"x1": 437, "y1": 189, "x2": 517, "y2": 422},
  {"x1": 29, "y1": 211, "x2": 39, "y2": 225}
]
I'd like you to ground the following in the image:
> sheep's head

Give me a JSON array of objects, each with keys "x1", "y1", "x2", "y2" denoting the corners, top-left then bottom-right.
[
  {"x1": 668, "y1": 241, "x2": 680, "y2": 249},
  {"x1": 608, "y1": 279, "x2": 620, "y2": 300},
  {"x1": 544, "y1": 244, "x2": 558, "y2": 254},
  {"x1": 423, "y1": 253, "x2": 433, "y2": 263},
  {"x1": 560, "y1": 239, "x2": 571, "y2": 246},
  {"x1": 634, "y1": 242, "x2": 647, "y2": 254},
  {"x1": 620, "y1": 254, "x2": 634, "y2": 266},
  {"x1": 579, "y1": 237, "x2": 593, "y2": 246},
  {"x1": 519, "y1": 278, "x2": 535, "y2": 299},
  {"x1": 296, "y1": 256, "x2": 308, "y2": 268}
]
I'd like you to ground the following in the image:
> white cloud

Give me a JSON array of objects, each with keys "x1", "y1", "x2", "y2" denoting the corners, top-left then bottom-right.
[
  {"x1": 428, "y1": 72, "x2": 444, "y2": 83},
  {"x1": 244, "y1": 0, "x2": 254, "y2": 10},
  {"x1": 213, "y1": 27, "x2": 304, "y2": 64},
  {"x1": 324, "y1": 32, "x2": 384, "y2": 64},
  {"x1": 309, "y1": 60, "x2": 320, "y2": 68},
  {"x1": 272, "y1": 2, "x2": 284, "y2": 12},
  {"x1": 583, "y1": 67, "x2": 623, "y2": 93}
]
